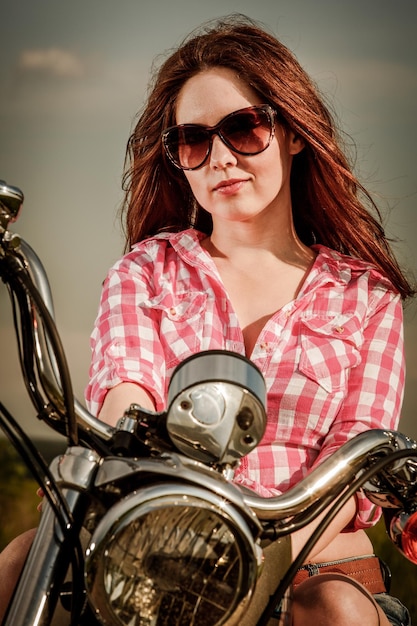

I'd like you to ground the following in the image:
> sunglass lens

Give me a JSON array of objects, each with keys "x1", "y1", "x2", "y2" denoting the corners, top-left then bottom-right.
[
  {"x1": 167, "y1": 127, "x2": 209, "y2": 170},
  {"x1": 222, "y1": 109, "x2": 272, "y2": 154}
]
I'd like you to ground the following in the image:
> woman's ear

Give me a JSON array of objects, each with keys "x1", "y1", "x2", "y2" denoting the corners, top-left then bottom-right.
[{"x1": 289, "y1": 132, "x2": 305, "y2": 155}]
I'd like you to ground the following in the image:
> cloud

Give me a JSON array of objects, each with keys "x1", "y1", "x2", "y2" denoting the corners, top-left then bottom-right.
[
  {"x1": 18, "y1": 48, "x2": 85, "y2": 78},
  {"x1": 1, "y1": 52, "x2": 149, "y2": 125}
]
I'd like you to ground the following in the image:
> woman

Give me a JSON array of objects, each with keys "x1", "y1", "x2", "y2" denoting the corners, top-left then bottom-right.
[
  {"x1": 85, "y1": 15, "x2": 415, "y2": 625},
  {"x1": 1, "y1": 15, "x2": 413, "y2": 626}
]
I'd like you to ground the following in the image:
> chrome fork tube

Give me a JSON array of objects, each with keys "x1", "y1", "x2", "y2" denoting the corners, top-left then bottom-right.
[
  {"x1": 4, "y1": 447, "x2": 100, "y2": 626},
  {"x1": 4, "y1": 499, "x2": 77, "y2": 625}
]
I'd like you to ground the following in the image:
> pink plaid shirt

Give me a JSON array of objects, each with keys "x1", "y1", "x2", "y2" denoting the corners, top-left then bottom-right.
[{"x1": 86, "y1": 229, "x2": 405, "y2": 530}]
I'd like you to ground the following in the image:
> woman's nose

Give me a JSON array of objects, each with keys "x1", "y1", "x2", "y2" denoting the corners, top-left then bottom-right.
[{"x1": 209, "y1": 134, "x2": 237, "y2": 169}]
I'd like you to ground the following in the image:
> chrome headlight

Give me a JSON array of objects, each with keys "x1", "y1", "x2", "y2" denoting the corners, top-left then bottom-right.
[
  {"x1": 85, "y1": 482, "x2": 261, "y2": 625},
  {"x1": 166, "y1": 350, "x2": 266, "y2": 464}
]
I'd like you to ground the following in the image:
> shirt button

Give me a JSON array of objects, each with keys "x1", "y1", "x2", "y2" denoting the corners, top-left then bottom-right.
[
  {"x1": 334, "y1": 326, "x2": 344, "y2": 334},
  {"x1": 169, "y1": 307, "x2": 177, "y2": 316}
]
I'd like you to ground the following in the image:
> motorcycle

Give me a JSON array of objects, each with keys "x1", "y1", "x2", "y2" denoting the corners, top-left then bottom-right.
[{"x1": 1, "y1": 178, "x2": 417, "y2": 626}]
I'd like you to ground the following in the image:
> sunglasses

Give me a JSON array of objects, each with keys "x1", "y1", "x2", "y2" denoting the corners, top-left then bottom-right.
[{"x1": 162, "y1": 104, "x2": 276, "y2": 171}]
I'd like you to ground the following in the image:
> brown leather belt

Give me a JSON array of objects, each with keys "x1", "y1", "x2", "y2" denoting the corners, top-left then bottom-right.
[{"x1": 292, "y1": 555, "x2": 387, "y2": 594}]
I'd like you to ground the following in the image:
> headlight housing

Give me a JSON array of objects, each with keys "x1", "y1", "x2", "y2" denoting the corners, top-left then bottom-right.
[
  {"x1": 166, "y1": 350, "x2": 266, "y2": 465},
  {"x1": 85, "y1": 482, "x2": 262, "y2": 625}
]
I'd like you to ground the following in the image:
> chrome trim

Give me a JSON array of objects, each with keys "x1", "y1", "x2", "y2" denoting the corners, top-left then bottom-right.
[
  {"x1": 167, "y1": 351, "x2": 267, "y2": 464},
  {"x1": 9, "y1": 235, "x2": 114, "y2": 441},
  {"x1": 0, "y1": 180, "x2": 24, "y2": 228},
  {"x1": 168, "y1": 350, "x2": 266, "y2": 408},
  {"x1": 242, "y1": 430, "x2": 417, "y2": 520},
  {"x1": 86, "y1": 482, "x2": 261, "y2": 626},
  {"x1": 93, "y1": 452, "x2": 262, "y2": 534},
  {"x1": 4, "y1": 447, "x2": 100, "y2": 625}
]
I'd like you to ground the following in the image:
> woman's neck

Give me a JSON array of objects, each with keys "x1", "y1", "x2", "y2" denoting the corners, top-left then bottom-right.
[{"x1": 204, "y1": 212, "x2": 313, "y2": 269}]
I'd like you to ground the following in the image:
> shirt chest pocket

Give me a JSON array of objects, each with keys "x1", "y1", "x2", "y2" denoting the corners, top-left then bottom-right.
[
  {"x1": 298, "y1": 315, "x2": 363, "y2": 393},
  {"x1": 159, "y1": 292, "x2": 208, "y2": 367}
]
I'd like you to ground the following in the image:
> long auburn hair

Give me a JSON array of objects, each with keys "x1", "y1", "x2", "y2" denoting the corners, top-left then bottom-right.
[{"x1": 122, "y1": 15, "x2": 415, "y2": 299}]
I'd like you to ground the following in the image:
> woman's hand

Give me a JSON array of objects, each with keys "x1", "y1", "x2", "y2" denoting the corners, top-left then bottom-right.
[{"x1": 36, "y1": 487, "x2": 44, "y2": 512}]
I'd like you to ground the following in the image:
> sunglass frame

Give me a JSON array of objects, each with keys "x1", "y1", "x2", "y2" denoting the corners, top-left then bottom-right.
[{"x1": 162, "y1": 104, "x2": 276, "y2": 171}]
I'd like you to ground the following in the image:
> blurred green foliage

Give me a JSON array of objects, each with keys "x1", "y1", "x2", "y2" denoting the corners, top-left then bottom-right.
[{"x1": 0, "y1": 439, "x2": 40, "y2": 549}]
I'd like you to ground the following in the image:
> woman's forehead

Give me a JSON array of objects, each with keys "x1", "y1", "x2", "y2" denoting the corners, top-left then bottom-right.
[{"x1": 175, "y1": 67, "x2": 261, "y2": 126}]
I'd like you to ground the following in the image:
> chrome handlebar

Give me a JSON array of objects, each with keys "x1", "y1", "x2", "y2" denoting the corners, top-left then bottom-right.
[
  {"x1": 17, "y1": 236, "x2": 115, "y2": 441},
  {"x1": 244, "y1": 428, "x2": 416, "y2": 520},
  {"x1": 0, "y1": 180, "x2": 114, "y2": 442}
]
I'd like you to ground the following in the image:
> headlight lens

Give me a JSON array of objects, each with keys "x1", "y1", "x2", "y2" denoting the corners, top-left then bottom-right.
[{"x1": 85, "y1": 484, "x2": 260, "y2": 625}]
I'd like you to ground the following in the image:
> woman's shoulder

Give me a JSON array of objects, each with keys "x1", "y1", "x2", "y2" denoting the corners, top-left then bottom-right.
[
  {"x1": 312, "y1": 244, "x2": 398, "y2": 294},
  {"x1": 112, "y1": 228, "x2": 205, "y2": 272}
]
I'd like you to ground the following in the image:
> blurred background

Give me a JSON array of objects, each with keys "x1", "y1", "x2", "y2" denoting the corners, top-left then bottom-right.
[{"x1": 0, "y1": 0, "x2": 416, "y2": 618}]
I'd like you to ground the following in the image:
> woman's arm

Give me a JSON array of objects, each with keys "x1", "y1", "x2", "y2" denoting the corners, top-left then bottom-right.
[
  {"x1": 98, "y1": 381, "x2": 156, "y2": 427},
  {"x1": 290, "y1": 496, "x2": 358, "y2": 561}
]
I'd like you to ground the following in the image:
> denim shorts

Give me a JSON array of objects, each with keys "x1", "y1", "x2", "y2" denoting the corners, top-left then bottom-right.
[{"x1": 374, "y1": 593, "x2": 411, "y2": 626}]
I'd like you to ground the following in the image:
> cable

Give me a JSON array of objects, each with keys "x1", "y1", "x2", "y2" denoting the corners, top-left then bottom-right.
[{"x1": 2, "y1": 251, "x2": 78, "y2": 444}]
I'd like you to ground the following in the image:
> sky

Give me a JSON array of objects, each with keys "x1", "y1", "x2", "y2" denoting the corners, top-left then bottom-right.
[{"x1": 0, "y1": 0, "x2": 416, "y2": 442}]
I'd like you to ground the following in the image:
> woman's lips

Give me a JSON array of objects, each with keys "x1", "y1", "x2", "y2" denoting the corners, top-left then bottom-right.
[{"x1": 213, "y1": 179, "x2": 246, "y2": 195}]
